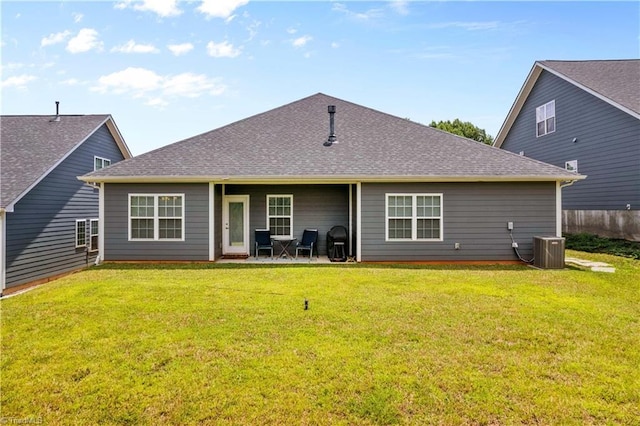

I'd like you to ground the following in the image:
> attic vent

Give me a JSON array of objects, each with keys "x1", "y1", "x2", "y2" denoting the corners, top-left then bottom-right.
[
  {"x1": 324, "y1": 105, "x2": 337, "y2": 146},
  {"x1": 50, "y1": 101, "x2": 60, "y2": 122}
]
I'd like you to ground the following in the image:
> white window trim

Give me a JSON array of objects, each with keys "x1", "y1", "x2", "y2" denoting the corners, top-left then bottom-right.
[
  {"x1": 266, "y1": 194, "x2": 293, "y2": 238},
  {"x1": 385, "y1": 193, "x2": 443, "y2": 242},
  {"x1": 94, "y1": 156, "x2": 111, "y2": 171},
  {"x1": 536, "y1": 100, "x2": 556, "y2": 137},
  {"x1": 75, "y1": 219, "x2": 87, "y2": 248},
  {"x1": 565, "y1": 160, "x2": 578, "y2": 173},
  {"x1": 128, "y1": 194, "x2": 185, "y2": 242},
  {"x1": 89, "y1": 218, "x2": 99, "y2": 252}
]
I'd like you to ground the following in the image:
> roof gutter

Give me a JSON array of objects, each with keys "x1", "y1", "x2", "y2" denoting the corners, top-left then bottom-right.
[
  {"x1": 78, "y1": 173, "x2": 586, "y2": 185},
  {"x1": 560, "y1": 179, "x2": 579, "y2": 189}
]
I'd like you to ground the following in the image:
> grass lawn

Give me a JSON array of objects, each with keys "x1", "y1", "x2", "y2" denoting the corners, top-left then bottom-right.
[{"x1": 1, "y1": 250, "x2": 639, "y2": 425}]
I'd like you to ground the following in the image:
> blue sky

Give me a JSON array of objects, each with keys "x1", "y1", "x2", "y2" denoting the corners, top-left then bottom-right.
[{"x1": 2, "y1": 1, "x2": 638, "y2": 155}]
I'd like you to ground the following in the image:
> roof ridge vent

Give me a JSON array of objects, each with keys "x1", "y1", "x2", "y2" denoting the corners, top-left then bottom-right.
[
  {"x1": 324, "y1": 105, "x2": 337, "y2": 146},
  {"x1": 50, "y1": 101, "x2": 60, "y2": 122}
]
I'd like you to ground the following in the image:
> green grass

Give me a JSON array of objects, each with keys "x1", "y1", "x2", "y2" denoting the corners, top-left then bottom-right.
[
  {"x1": 565, "y1": 233, "x2": 640, "y2": 259},
  {"x1": 2, "y1": 251, "x2": 639, "y2": 425}
]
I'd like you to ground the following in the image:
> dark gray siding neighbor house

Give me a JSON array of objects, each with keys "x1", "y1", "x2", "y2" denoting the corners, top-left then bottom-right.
[
  {"x1": 81, "y1": 93, "x2": 583, "y2": 263},
  {"x1": 0, "y1": 112, "x2": 131, "y2": 294},
  {"x1": 494, "y1": 60, "x2": 640, "y2": 241}
]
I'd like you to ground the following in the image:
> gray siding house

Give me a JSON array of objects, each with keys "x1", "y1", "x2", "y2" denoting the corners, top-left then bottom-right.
[
  {"x1": 1, "y1": 113, "x2": 131, "y2": 294},
  {"x1": 81, "y1": 93, "x2": 582, "y2": 263},
  {"x1": 494, "y1": 60, "x2": 640, "y2": 241}
]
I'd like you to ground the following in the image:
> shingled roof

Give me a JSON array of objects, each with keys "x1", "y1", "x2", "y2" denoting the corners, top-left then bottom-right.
[
  {"x1": 1, "y1": 114, "x2": 129, "y2": 210},
  {"x1": 494, "y1": 60, "x2": 640, "y2": 148},
  {"x1": 82, "y1": 93, "x2": 582, "y2": 183},
  {"x1": 539, "y1": 60, "x2": 640, "y2": 115}
]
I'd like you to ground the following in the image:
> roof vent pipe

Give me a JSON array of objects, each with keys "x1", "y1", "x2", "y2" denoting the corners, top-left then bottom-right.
[
  {"x1": 50, "y1": 101, "x2": 60, "y2": 122},
  {"x1": 324, "y1": 105, "x2": 337, "y2": 146}
]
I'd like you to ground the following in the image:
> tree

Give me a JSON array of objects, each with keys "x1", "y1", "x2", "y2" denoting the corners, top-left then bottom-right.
[{"x1": 429, "y1": 119, "x2": 494, "y2": 145}]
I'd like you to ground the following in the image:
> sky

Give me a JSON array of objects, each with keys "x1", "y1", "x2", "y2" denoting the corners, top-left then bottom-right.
[{"x1": 1, "y1": 1, "x2": 639, "y2": 155}]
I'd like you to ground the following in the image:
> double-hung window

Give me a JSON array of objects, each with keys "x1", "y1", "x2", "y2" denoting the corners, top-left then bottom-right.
[
  {"x1": 386, "y1": 194, "x2": 443, "y2": 241},
  {"x1": 536, "y1": 100, "x2": 556, "y2": 137},
  {"x1": 267, "y1": 195, "x2": 293, "y2": 237},
  {"x1": 76, "y1": 219, "x2": 87, "y2": 247},
  {"x1": 129, "y1": 194, "x2": 184, "y2": 241},
  {"x1": 94, "y1": 156, "x2": 111, "y2": 171},
  {"x1": 89, "y1": 219, "x2": 99, "y2": 252}
]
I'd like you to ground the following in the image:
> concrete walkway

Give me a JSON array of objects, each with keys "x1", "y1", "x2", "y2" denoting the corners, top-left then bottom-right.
[{"x1": 565, "y1": 257, "x2": 616, "y2": 273}]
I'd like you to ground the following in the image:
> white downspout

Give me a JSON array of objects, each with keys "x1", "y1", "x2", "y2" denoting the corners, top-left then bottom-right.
[{"x1": 558, "y1": 180, "x2": 577, "y2": 237}]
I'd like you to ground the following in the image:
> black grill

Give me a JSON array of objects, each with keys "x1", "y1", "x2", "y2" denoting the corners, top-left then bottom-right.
[{"x1": 327, "y1": 225, "x2": 347, "y2": 262}]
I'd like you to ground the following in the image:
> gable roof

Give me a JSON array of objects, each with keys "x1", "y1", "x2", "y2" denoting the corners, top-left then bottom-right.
[
  {"x1": 1, "y1": 114, "x2": 131, "y2": 211},
  {"x1": 82, "y1": 93, "x2": 582, "y2": 184},
  {"x1": 494, "y1": 59, "x2": 640, "y2": 148}
]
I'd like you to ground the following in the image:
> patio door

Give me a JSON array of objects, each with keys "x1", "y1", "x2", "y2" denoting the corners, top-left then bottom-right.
[{"x1": 223, "y1": 195, "x2": 249, "y2": 255}]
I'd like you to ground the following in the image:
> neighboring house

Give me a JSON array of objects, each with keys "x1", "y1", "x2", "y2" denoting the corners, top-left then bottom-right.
[
  {"x1": 493, "y1": 60, "x2": 640, "y2": 241},
  {"x1": 0, "y1": 112, "x2": 131, "y2": 295},
  {"x1": 81, "y1": 93, "x2": 582, "y2": 263}
]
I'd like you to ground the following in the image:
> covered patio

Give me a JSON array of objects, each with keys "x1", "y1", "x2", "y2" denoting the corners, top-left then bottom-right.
[{"x1": 216, "y1": 255, "x2": 350, "y2": 264}]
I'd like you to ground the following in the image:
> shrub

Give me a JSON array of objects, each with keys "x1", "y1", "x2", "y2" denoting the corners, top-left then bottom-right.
[{"x1": 564, "y1": 233, "x2": 640, "y2": 259}]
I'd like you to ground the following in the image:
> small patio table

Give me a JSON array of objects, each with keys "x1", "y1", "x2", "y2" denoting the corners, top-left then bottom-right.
[{"x1": 271, "y1": 236, "x2": 297, "y2": 259}]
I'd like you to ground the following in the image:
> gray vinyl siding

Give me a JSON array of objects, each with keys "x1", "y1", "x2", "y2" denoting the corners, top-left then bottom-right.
[
  {"x1": 4, "y1": 125, "x2": 125, "y2": 288},
  {"x1": 360, "y1": 182, "x2": 556, "y2": 262},
  {"x1": 500, "y1": 70, "x2": 640, "y2": 210},
  {"x1": 103, "y1": 183, "x2": 209, "y2": 261},
  {"x1": 225, "y1": 184, "x2": 349, "y2": 256}
]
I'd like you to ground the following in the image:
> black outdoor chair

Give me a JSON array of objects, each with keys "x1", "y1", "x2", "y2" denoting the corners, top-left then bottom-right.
[
  {"x1": 295, "y1": 229, "x2": 318, "y2": 260},
  {"x1": 255, "y1": 229, "x2": 273, "y2": 259}
]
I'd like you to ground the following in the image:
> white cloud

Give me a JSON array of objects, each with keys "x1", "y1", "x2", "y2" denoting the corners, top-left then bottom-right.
[
  {"x1": 2, "y1": 62, "x2": 25, "y2": 71},
  {"x1": 92, "y1": 67, "x2": 162, "y2": 96},
  {"x1": 331, "y1": 42, "x2": 340, "y2": 49},
  {"x1": 145, "y1": 97, "x2": 169, "y2": 108},
  {"x1": 197, "y1": 0, "x2": 249, "y2": 19},
  {"x1": 60, "y1": 78, "x2": 82, "y2": 86},
  {"x1": 41, "y1": 30, "x2": 72, "y2": 47},
  {"x1": 428, "y1": 21, "x2": 500, "y2": 31},
  {"x1": 286, "y1": 28, "x2": 297, "y2": 35},
  {"x1": 91, "y1": 67, "x2": 226, "y2": 107},
  {"x1": 292, "y1": 35, "x2": 312, "y2": 48},
  {"x1": 167, "y1": 42, "x2": 194, "y2": 56},
  {"x1": 73, "y1": 12, "x2": 84, "y2": 23},
  {"x1": 1, "y1": 74, "x2": 37, "y2": 89},
  {"x1": 390, "y1": 0, "x2": 409, "y2": 16},
  {"x1": 245, "y1": 19, "x2": 261, "y2": 41},
  {"x1": 66, "y1": 28, "x2": 103, "y2": 53},
  {"x1": 163, "y1": 73, "x2": 226, "y2": 97},
  {"x1": 115, "y1": 0, "x2": 182, "y2": 17},
  {"x1": 206, "y1": 40, "x2": 241, "y2": 58},
  {"x1": 332, "y1": 3, "x2": 385, "y2": 21},
  {"x1": 111, "y1": 40, "x2": 160, "y2": 54}
]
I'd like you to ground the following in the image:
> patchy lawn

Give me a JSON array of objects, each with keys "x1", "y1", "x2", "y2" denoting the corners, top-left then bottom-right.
[{"x1": 1, "y1": 251, "x2": 639, "y2": 425}]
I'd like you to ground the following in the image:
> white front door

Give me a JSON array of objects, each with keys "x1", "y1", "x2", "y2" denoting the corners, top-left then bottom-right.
[{"x1": 223, "y1": 195, "x2": 249, "y2": 255}]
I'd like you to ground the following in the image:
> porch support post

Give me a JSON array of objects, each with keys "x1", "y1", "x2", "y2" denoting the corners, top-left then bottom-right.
[
  {"x1": 556, "y1": 181, "x2": 562, "y2": 237},
  {"x1": 348, "y1": 184, "x2": 353, "y2": 256},
  {"x1": 209, "y1": 182, "x2": 215, "y2": 261},
  {"x1": 356, "y1": 182, "x2": 362, "y2": 262}
]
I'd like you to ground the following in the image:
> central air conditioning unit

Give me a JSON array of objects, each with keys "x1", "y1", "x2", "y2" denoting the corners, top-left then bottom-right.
[{"x1": 533, "y1": 236, "x2": 565, "y2": 269}]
